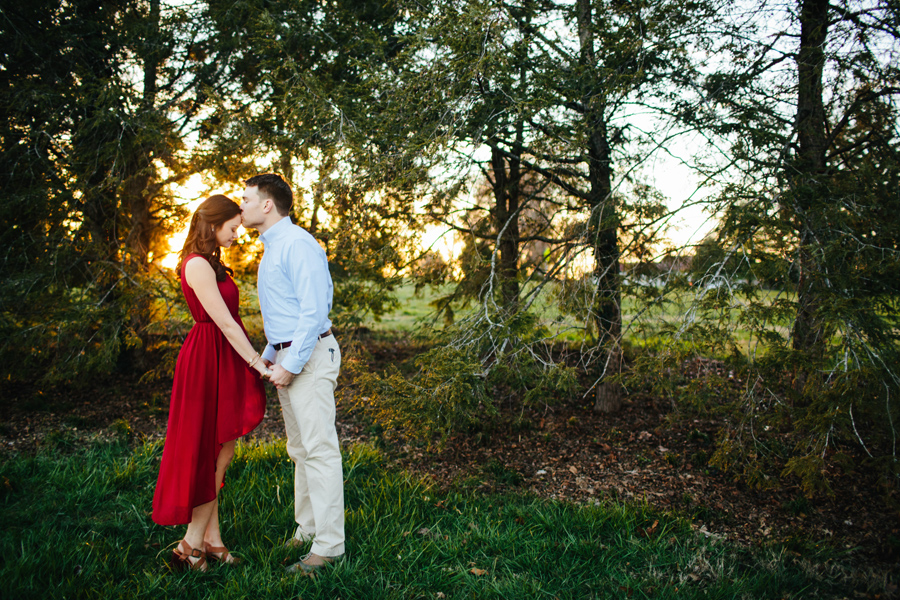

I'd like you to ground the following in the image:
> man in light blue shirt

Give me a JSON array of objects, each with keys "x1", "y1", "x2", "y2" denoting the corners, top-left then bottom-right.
[{"x1": 241, "y1": 173, "x2": 344, "y2": 574}]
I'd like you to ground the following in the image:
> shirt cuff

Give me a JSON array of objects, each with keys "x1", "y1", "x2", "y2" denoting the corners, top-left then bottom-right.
[
  {"x1": 280, "y1": 353, "x2": 304, "y2": 374},
  {"x1": 261, "y1": 344, "x2": 277, "y2": 365}
]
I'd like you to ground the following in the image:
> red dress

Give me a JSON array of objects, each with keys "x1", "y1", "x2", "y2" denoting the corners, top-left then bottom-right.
[{"x1": 152, "y1": 254, "x2": 266, "y2": 526}]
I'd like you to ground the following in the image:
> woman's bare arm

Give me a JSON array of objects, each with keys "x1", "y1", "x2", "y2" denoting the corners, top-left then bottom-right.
[{"x1": 184, "y1": 256, "x2": 269, "y2": 377}]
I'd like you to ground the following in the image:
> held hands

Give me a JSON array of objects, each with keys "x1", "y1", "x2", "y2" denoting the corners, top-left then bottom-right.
[
  {"x1": 254, "y1": 363, "x2": 272, "y2": 380},
  {"x1": 249, "y1": 352, "x2": 271, "y2": 380},
  {"x1": 253, "y1": 356, "x2": 293, "y2": 389},
  {"x1": 266, "y1": 363, "x2": 295, "y2": 389}
]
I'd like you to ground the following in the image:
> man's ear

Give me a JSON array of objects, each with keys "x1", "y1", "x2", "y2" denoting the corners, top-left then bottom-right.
[{"x1": 262, "y1": 198, "x2": 273, "y2": 214}]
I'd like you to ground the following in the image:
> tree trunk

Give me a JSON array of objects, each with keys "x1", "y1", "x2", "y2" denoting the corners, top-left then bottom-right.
[
  {"x1": 124, "y1": 0, "x2": 160, "y2": 271},
  {"x1": 791, "y1": 0, "x2": 830, "y2": 392},
  {"x1": 590, "y1": 122, "x2": 623, "y2": 413},
  {"x1": 124, "y1": 172, "x2": 152, "y2": 269},
  {"x1": 594, "y1": 218, "x2": 623, "y2": 414},
  {"x1": 279, "y1": 148, "x2": 295, "y2": 194},
  {"x1": 82, "y1": 184, "x2": 120, "y2": 268},
  {"x1": 309, "y1": 153, "x2": 336, "y2": 234},
  {"x1": 577, "y1": 0, "x2": 623, "y2": 413},
  {"x1": 489, "y1": 138, "x2": 521, "y2": 310},
  {"x1": 121, "y1": 0, "x2": 162, "y2": 367},
  {"x1": 276, "y1": 106, "x2": 295, "y2": 204}
]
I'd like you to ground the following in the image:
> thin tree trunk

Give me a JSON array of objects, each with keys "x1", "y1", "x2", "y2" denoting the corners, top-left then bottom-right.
[
  {"x1": 82, "y1": 183, "x2": 120, "y2": 268},
  {"x1": 490, "y1": 138, "x2": 521, "y2": 310},
  {"x1": 276, "y1": 108, "x2": 295, "y2": 200},
  {"x1": 124, "y1": 0, "x2": 160, "y2": 272},
  {"x1": 279, "y1": 149, "x2": 295, "y2": 193},
  {"x1": 578, "y1": 0, "x2": 622, "y2": 413},
  {"x1": 791, "y1": 0, "x2": 830, "y2": 392},
  {"x1": 309, "y1": 153, "x2": 335, "y2": 234}
]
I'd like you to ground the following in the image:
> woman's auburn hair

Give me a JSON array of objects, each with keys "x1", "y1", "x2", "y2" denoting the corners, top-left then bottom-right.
[{"x1": 177, "y1": 194, "x2": 240, "y2": 281}]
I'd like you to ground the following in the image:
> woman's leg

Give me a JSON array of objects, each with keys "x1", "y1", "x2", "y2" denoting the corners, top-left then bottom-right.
[
  {"x1": 203, "y1": 440, "x2": 236, "y2": 549},
  {"x1": 182, "y1": 501, "x2": 216, "y2": 547},
  {"x1": 175, "y1": 498, "x2": 216, "y2": 569},
  {"x1": 173, "y1": 441, "x2": 236, "y2": 568}
]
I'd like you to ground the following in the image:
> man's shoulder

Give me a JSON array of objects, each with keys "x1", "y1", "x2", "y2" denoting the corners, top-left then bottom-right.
[
  {"x1": 270, "y1": 219, "x2": 308, "y2": 241},
  {"x1": 278, "y1": 224, "x2": 326, "y2": 255}
]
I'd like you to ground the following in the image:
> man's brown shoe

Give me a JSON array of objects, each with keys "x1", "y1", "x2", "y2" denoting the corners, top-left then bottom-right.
[{"x1": 285, "y1": 552, "x2": 339, "y2": 576}]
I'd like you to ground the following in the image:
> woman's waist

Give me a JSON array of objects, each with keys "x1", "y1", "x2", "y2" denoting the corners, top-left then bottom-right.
[{"x1": 190, "y1": 315, "x2": 243, "y2": 327}]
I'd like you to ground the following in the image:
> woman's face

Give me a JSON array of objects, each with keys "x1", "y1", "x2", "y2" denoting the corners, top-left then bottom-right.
[{"x1": 215, "y1": 214, "x2": 242, "y2": 248}]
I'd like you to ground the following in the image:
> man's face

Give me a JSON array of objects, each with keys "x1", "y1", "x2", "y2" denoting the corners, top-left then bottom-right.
[{"x1": 240, "y1": 185, "x2": 267, "y2": 229}]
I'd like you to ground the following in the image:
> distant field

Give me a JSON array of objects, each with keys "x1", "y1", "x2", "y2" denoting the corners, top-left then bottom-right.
[
  {"x1": 370, "y1": 281, "x2": 792, "y2": 353},
  {"x1": 369, "y1": 283, "x2": 449, "y2": 332}
]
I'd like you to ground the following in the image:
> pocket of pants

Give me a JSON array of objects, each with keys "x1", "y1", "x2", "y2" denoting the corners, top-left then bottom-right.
[{"x1": 326, "y1": 340, "x2": 341, "y2": 374}]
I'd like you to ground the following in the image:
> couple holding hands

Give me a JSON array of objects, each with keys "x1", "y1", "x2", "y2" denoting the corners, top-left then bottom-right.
[{"x1": 151, "y1": 173, "x2": 343, "y2": 576}]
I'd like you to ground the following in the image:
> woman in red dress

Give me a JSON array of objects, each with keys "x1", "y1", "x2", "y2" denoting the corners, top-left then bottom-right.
[{"x1": 152, "y1": 195, "x2": 269, "y2": 571}]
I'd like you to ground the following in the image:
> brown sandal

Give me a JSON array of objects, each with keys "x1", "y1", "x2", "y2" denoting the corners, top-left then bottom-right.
[
  {"x1": 171, "y1": 540, "x2": 208, "y2": 572},
  {"x1": 204, "y1": 543, "x2": 240, "y2": 565}
]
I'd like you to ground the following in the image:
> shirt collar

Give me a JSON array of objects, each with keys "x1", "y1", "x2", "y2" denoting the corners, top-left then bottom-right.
[{"x1": 259, "y1": 216, "x2": 292, "y2": 246}]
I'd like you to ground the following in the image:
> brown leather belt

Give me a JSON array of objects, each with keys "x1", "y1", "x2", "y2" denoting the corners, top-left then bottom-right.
[{"x1": 272, "y1": 329, "x2": 332, "y2": 351}]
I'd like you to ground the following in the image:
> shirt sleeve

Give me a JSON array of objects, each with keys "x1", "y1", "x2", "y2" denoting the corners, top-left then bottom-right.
[{"x1": 279, "y1": 239, "x2": 330, "y2": 374}]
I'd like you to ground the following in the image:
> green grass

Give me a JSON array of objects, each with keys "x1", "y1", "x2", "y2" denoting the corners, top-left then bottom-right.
[{"x1": 0, "y1": 435, "x2": 866, "y2": 599}]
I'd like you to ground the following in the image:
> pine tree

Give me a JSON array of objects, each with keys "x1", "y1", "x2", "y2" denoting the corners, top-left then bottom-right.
[
  {"x1": 1, "y1": 0, "x2": 224, "y2": 382},
  {"x1": 677, "y1": 0, "x2": 900, "y2": 488}
]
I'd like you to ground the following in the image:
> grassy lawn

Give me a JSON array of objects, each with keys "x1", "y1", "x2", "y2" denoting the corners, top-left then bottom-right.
[
  {"x1": 1, "y1": 436, "x2": 855, "y2": 599},
  {"x1": 369, "y1": 283, "x2": 449, "y2": 332}
]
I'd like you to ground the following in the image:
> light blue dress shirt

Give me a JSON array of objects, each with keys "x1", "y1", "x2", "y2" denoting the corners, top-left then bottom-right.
[{"x1": 257, "y1": 217, "x2": 334, "y2": 374}]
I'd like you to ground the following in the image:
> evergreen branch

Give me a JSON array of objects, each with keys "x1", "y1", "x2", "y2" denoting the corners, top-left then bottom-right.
[{"x1": 825, "y1": 86, "x2": 900, "y2": 157}]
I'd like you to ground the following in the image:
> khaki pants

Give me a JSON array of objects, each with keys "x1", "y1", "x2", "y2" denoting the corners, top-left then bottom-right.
[{"x1": 276, "y1": 334, "x2": 344, "y2": 557}]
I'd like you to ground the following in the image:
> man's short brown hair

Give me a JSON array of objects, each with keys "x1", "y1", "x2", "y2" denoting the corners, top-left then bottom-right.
[{"x1": 245, "y1": 173, "x2": 293, "y2": 216}]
